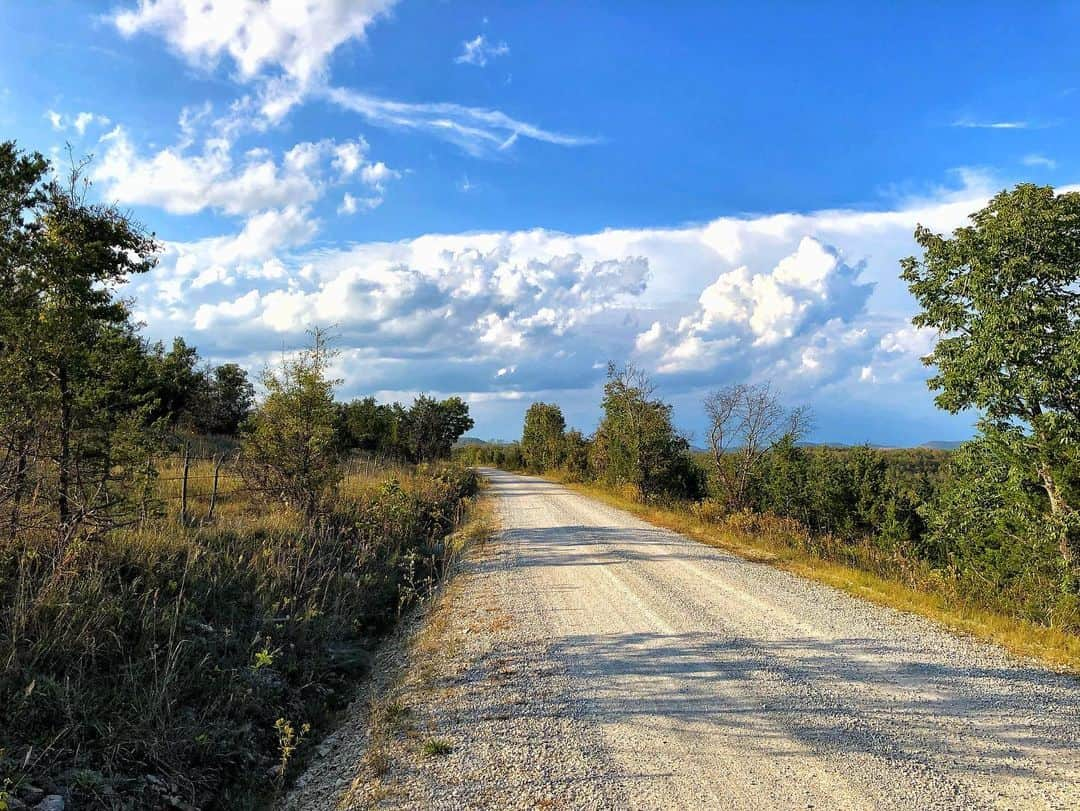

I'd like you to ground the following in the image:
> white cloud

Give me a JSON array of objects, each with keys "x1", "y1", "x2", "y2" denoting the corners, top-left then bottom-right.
[
  {"x1": 361, "y1": 160, "x2": 398, "y2": 189},
  {"x1": 951, "y1": 119, "x2": 1029, "y2": 130},
  {"x1": 45, "y1": 109, "x2": 110, "y2": 134},
  {"x1": 634, "y1": 237, "x2": 872, "y2": 379},
  {"x1": 333, "y1": 140, "x2": 368, "y2": 177},
  {"x1": 123, "y1": 172, "x2": 1064, "y2": 437},
  {"x1": 1022, "y1": 153, "x2": 1057, "y2": 169},
  {"x1": 324, "y1": 86, "x2": 601, "y2": 156},
  {"x1": 112, "y1": 0, "x2": 398, "y2": 120},
  {"x1": 338, "y1": 193, "x2": 359, "y2": 215},
  {"x1": 455, "y1": 34, "x2": 509, "y2": 67},
  {"x1": 109, "y1": 1, "x2": 591, "y2": 150},
  {"x1": 92, "y1": 119, "x2": 389, "y2": 215}
]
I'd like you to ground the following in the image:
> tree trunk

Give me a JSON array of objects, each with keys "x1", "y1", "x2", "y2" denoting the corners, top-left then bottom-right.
[
  {"x1": 57, "y1": 361, "x2": 71, "y2": 533},
  {"x1": 9, "y1": 446, "x2": 28, "y2": 540},
  {"x1": 1038, "y1": 462, "x2": 1078, "y2": 566}
]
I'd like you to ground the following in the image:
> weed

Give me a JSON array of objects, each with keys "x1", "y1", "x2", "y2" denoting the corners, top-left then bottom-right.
[
  {"x1": 420, "y1": 738, "x2": 452, "y2": 757},
  {"x1": 274, "y1": 718, "x2": 311, "y2": 783}
]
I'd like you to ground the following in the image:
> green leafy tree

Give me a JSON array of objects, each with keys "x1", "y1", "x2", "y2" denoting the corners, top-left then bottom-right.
[
  {"x1": 241, "y1": 330, "x2": 342, "y2": 518},
  {"x1": 149, "y1": 337, "x2": 204, "y2": 426},
  {"x1": 0, "y1": 145, "x2": 159, "y2": 541},
  {"x1": 594, "y1": 363, "x2": 703, "y2": 500},
  {"x1": 902, "y1": 184, "x2": 1080, "y2": 571},
  {"x1": 562, "y1": 429, "x2": 591, "y2": 481},
  {"x1": 521, "y1": 402, "x2": 566, "y2": 472},
  {"x1": 336, "y1": 396, "x2": 400, "y2": 455},
  {"x1": 400, "y1": 395, "x2": 474, "y2": 462},
  {"x1": 201, "y1": 362, "x2": 255, "y2": 435}
]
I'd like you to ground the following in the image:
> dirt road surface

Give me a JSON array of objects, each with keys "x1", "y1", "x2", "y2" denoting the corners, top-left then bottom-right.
[{"x1": 292, "y1": 469, "x2": 1080, "y2": 809}]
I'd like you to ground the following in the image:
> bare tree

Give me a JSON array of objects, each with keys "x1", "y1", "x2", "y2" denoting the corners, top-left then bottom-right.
[{"x1": 703, "y1": 382, "x2": 810, "y2": 510}]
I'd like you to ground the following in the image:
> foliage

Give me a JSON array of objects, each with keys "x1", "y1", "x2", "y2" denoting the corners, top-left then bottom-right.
[
  {"x1": 399, "y1": 395, "x2": 474, "y2": 463},
  {"x1": 337, "y1": 396, "x2": 401, "y2": 455},
  {"x1": 902, "y1": 183, "x2": 1080, "y2": 571},
  {"x1": 703, "y1": 382, "x2": 810, "y2": 510},
  {"x1": 0, "y1": 142, "x2": 160, "y2": 544},
  {"x1": 561, "y1": 429, "x2": 591, "y2": 481},
  {"x1": 337, "y1": 394, "x2": 474, "y2": 464},
  {"x1": 240, "y1": 330, "x2": 342, "y2": 518},
  {"x1": 520, "y1": 402, "x2": 566, "y2": 472},
  {"x1": 593, "y1": 363, "x2": 703, "y2": 500}
]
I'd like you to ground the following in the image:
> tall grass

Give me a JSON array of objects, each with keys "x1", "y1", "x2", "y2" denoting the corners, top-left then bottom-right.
[{"x1": 0, "y1": 459, "x2": 478, "y2": 809}]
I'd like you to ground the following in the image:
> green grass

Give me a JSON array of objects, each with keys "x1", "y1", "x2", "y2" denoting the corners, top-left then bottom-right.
[{"x1": 420, "y1": 738, "x2": 452, "y2": 757}]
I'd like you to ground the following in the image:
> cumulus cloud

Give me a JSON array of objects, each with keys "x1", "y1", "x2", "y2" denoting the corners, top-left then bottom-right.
[
  {"x1": 92, "y1": 120, "x2": 394, "y2": 215},
  {"x1": 635, "y1": 237, "x2": 873, "y2": 382},
  {"x1": 455, "y1": 34, "x2": 509, "y2": 67},
  {"x1": 121, "y1": 173, "x2": 1058, "y2": 438},
  {"x1": 112, "y1": 0, "x2": 397, "y2": 120}
]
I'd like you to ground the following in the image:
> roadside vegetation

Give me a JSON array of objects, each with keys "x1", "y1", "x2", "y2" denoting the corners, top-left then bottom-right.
[
  {"x1": 0, "y1": 141, "x2": 480, "y2": 808},
  {"x1": 459, "y1": 183, "x2": 1080, "y2": 667}
]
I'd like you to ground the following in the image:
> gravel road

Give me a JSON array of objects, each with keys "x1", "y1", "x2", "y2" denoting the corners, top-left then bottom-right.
[{"x1": 291, "y1": 468, "x2": 1080, "y2": 809}]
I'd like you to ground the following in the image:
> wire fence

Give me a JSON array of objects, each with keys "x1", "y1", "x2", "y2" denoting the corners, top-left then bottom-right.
[
  {"x1": 0, "y1": 440, "x2": 411, "y2": 539},
  {"x1": 155, "y1": 444, "x2": 407, "y2": 525}
]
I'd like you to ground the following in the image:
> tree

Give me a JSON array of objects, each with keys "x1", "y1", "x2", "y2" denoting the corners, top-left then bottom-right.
[
  {"x1": 562, "y1": 429, "x2": 591, "y2": 481},
  {"x1": 595, "y1": 363, "x2": 702, "y2": 500},
  {"x1": 336, "y1": 396, "x2": 400, "y2": 455},
  {"x1": 703, "y1": 382, "x2": 810, "y2": 511},
  {"x1": 241, "y1": 330, "x2": 341, "y2": 519},
  {"x1": 150, "y1": 337, "x2": 204, "y2": 426},
  {"x1": 400, "y1": 395, "x2": 474, "y2": 462},
  {"x1": 0, "y1": 145, "x2": 159, "y2": 541},
  {"x1": 901, "y1": 184, "x2": 1080, "y2": 571},
  {"x1": 201, "y1": 363, "x2": 255, "y2": 435},
  {"x1": 521, "y1": 402, "x2": 566, "y2": 472}
]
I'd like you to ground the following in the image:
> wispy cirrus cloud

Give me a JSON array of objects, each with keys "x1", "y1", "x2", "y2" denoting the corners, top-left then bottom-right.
[
  {"x1": 322, "y1": 86, "x2": 602, "y2": 156},
  {"x1": 950, "y1": 118, "x2": 1030, "y2": 130},
  {"x1": 109, "y1": 0, "x2": 600, "y2": 152},
  {"x1": 1022, "y1": 153, "x2": 1057, "y2": 169},
  {"x1": 455, "y1": 34, "x2": 509, "y2": 67}
]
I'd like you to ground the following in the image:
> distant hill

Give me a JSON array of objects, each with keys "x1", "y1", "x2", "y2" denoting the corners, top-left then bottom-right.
[{"x1": 919, "y1": 440, "x2": 965, "y2": 450}]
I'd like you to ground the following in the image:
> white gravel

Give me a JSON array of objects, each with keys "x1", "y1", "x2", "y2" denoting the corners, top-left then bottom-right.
[{"x1": 290, "y1": 468, "x2": 1080, "y2": 809}]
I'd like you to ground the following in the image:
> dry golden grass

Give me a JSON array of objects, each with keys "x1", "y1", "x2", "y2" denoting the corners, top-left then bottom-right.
[{"x1": 564, "y1": 480, "x2": 1080, "y2": 672}]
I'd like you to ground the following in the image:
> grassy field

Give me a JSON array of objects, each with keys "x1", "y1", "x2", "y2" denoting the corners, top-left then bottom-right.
[{"x1": 0, "y1": 457, "x2": 481, "y2": 809}]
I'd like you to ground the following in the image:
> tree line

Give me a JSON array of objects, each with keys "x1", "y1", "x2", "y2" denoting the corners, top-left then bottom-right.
[
  {"x1": 0, "y1": 140, "x2": 474, "y2": 543},
  {"x1": 460, "y1": 183, "x2": 1080, "y2": 628}
]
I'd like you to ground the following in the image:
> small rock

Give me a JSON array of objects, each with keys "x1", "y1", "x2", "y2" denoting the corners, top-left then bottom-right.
[{"x1": 34, "y1": 796, "x2": 65, "y2": 811}]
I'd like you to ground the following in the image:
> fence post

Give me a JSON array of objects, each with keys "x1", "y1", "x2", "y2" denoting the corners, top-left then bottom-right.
[
  {"x1": 207, "y1": 453, "x2": 223, "y2": 521},
  {"x1": 180, "y1": 443, "x2": 190, "y2": 526}
]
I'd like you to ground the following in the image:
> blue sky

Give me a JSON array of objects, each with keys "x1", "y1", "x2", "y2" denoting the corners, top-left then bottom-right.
[{"x1": 3, "y1": 1, "x2": 1078, "y2": 444}]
